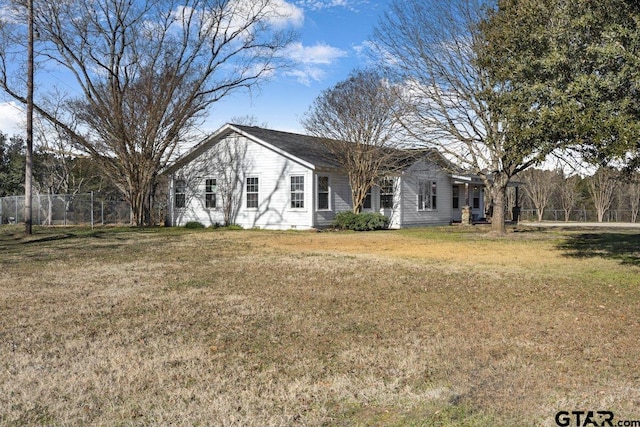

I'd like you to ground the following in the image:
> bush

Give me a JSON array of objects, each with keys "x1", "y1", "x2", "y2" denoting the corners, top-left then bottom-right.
[
  {"x1": 333, "y1": 211, "x2": 358, "y2": 230},
  {"x1": 332, "y1": 211, "x2": 389, "y2": 231},
  {"x1": 184, "y1": 221, "x2": 205, "y2": 229}
]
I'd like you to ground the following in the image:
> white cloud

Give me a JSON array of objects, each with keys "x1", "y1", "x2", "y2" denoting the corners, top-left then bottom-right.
[
  {"x1": 267, "y1": 0, "x2": 304, "y2": 28},
  {"x1": 170, "y1": 0, "x2": 303, "y2": 41},
  {"x1": 285, "y1": 41, "x2": 347, "y2": 65},
  {"x1": 352, "y1": 40, "x2": 374, "y2": 57},
  {"x1": 295, "y1": 0, "x2": 363, "y2": 12},
  {"x1": 282, "y1": 42, "x2": 348, "y2": 85},
  {"x1": 284, "y1": 67, "x2": 327, "y2": 86},
  {"x1": 0, "y1": 102, "x2": 24, "y2": 135}
]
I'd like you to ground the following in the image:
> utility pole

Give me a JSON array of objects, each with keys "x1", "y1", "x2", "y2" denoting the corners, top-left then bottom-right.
[{"x1": 25, "y1": 0, "x2": 34, "y2": 235}]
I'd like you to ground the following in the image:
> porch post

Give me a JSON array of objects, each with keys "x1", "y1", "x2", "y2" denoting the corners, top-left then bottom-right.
[
  {"x1": 464, "y1": 183, "x2": 470, "y2": 206},
  {"x1": 461, "y1": 182, "x2": 472, "y2": 225}
]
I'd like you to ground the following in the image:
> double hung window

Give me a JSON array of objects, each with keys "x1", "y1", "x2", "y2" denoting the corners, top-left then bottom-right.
[
  {"x1": 205, "y1": 178, "x2": 217, "y2": 209},
  {"x1": 418, "y1": 180, "x2": 437, "y2": 210},
  {"x1": 452, "y1": 186, "x2": 459, "y2": 209},
  {"x1": 380, "y1": 177, "x2": 394, "y2": 209},
  {"x1": 363, "y1": 186, "x2": 372, "y2": 210},
  {"x1": 175, "y1": 179, "x2": 186, "y2": 208},
  {"x1": 246, "y1": 177, "x2": 259, "y2": 209},
  {"x1": 317, "y1": 176, "x2": 329, "y2": 210},
  {"x1": 290, "y1": 176, "x2": 304, "y2": 209}
]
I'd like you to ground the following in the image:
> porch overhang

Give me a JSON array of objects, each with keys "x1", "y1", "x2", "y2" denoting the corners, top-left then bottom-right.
[{"x1": 451, "y1": 174, "x2": 484, "y2": 186}]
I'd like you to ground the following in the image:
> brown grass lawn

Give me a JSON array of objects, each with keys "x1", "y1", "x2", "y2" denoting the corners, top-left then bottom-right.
[{"x1": 0, "y1": 225, "x2": 639, "y2": 426}]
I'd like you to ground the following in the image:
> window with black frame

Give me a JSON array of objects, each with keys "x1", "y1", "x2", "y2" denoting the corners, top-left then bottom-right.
[{"x1": 380, "y1": 177, "x2": 394, "y2": 209}]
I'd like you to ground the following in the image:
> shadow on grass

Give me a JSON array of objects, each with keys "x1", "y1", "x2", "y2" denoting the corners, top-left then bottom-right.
[
  {"x1": 0, "y1": 226, "x2": 163, "y2": 252},
  {"x1": 557, "y1": 232, "x2": 640, "y2": 266}
]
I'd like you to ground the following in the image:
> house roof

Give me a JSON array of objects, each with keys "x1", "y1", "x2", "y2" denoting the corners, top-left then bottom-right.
[
  {"x1": 163, "y1": 123, "x2": 341, "y2": 175},
  {"x1": 232, "y1": 124, "x2": 341, "y2": 169},
  {"x1": 164, "y1": 123, "x2": 477, "y2": 179}
]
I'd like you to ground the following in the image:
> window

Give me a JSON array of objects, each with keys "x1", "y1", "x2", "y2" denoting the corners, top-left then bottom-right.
[
  {"x1": 175, "y1": 179, "x2": 186, "y2": 208},
  {"x1": 473, "y1": 186, "x2": 480, "y2": 209},
  {"x1": 246, "y1": 177, "x2": 259, "y2": 209},
  {"x1": 290, "y1": 176, "x2": 304, "y2": 209},
  {"x1": 363, "y1": 186, "x2": 372, "y2": 210},
  {"x1": 317, "y1": 176, "x2": 329, "y2": 210},
  {"x1": 205, "y1": 178, "x2": 217, "y2": 209},
  {"x1": 452, "y1": 185, "x2": 459, "y2": 209},
  {"x1": 418, "y1": 180, "x2": 437, "y2": 210},
  {"x1": 380, "y1": 177, "x2": 394, "y2": 209}
]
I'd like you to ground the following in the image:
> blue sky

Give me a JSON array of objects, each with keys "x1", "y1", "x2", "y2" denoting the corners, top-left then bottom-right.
[
  {"x1": 201, "y1": 0, "x2": 391, "y2": 135},
  {"x1": 0, "y1": 0, "x2": 390, "y2": 138}
]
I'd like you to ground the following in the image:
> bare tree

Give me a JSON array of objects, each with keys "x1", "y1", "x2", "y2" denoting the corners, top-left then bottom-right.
[
  {"x1": 0, "y1": 0, "x2": 296, "y2": 226},
  {"x1": 519, "y1": 169, "x2": 557, "y2": 222},
  {"x1": 33, "y1": 115, "x2": 81, "y2": 195},
  {"x1": 587, "y1": 168, "x2": 618, "y2": 223},
  {"x1": 372, "y1": 0, "x2": 555, "y2": 234},
  {"x1": 213, "y1": 136, "x2": 248, "y2": 226},
  {"x1": 558, "y1": 173, "x2": 581, "y2": 222},
  {"x1": 301, "y1": 69, "x2": 406, "y2": 213},
  {"x1": 32, "y1": 116, "x2": 96, "y2": 224}
]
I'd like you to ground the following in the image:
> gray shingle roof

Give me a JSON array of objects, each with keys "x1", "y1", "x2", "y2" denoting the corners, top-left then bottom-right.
[
  {"x1": 165, "y1": 123, "x2": 459, "y2": 176},
  {"x1": 232, "y1": 124, "x2": 341, "y2": 169}
]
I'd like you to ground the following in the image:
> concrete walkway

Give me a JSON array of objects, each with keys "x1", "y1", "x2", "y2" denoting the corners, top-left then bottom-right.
[{"x1": 519, "y1": 221, "x2": 640, "y2": 229}]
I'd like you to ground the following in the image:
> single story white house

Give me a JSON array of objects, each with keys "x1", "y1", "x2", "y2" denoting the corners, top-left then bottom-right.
[{"x1": 163, "y1": 123, "x2": 487, "y2": 229}]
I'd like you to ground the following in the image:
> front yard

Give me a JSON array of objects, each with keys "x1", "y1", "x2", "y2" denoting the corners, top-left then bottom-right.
[{"x1": 0, "y1": 225, "x2": 638, "y2": 426}]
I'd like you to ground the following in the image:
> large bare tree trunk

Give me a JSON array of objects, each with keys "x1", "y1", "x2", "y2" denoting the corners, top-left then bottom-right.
[{"x1": 487, "y1": 175, "x2": 508, "y2": 234}]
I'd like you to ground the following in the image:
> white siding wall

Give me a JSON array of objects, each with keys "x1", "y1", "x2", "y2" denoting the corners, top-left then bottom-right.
[
  {"x1": 171, "y1": 134, "x2": 315, "y2": 229},
  {"x1": 168, "y1": 135, "x2": 461, "y2": 229},
  {"x1": 398, "y1": 159, "x2": 453, "y2": 227},
  {"x1": 313, "y1": 172, "x2": 352, "y2": 227}
]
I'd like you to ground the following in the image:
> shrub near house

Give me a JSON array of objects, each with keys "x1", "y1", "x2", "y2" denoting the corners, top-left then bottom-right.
[{"x1": 333, "y1": 211, "x2": 390, "y2": 231}]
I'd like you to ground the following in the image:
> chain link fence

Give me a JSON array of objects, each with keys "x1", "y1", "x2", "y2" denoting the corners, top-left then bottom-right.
[
  {"x1": 0, "y1": 193, "x2": 165, "y2": 226},
  {"x1": 519, "y1": 209, "x2": 639, "y2": 223}
]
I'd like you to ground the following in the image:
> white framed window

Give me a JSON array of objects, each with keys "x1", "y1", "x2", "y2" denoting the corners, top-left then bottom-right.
[
  {"x1": 418, "y1": 180, "x2": 437, "y2": 210},
  {"x1": 175, "y1": 179, "x2": 186, "y2": 208},
  {"x1": 363, "y1": 186, "x2": 372, "y2": 210},
  {"x1": 290, "y1": 175, "x2": 305, "y2": 209},
  {"x1": 380, "y1": 177, "x2": 394, "y2": 209},
  {"x1": 205, "y1": 178, "x2": 217, "y2": 209},
  {"x1": 317, "y1": 176, "x2": 329, "y2": 210},
  {"x1": 452, "y1": 185, "x2": 459, "y2": 209},
  {"x1": 246, "y1": 177, "x2": 259, "y2": 209}
]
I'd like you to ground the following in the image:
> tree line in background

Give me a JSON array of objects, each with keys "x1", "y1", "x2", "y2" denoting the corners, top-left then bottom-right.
[
  {"x1": 5, "y1": 124, "x2": 639, "y2": 224},
  {"x1": 0, "y1": 131, "x2": 119, "y2": 199},
  {"x1": 517, "y1": 168, "x2": 640, "y2": 223}
]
